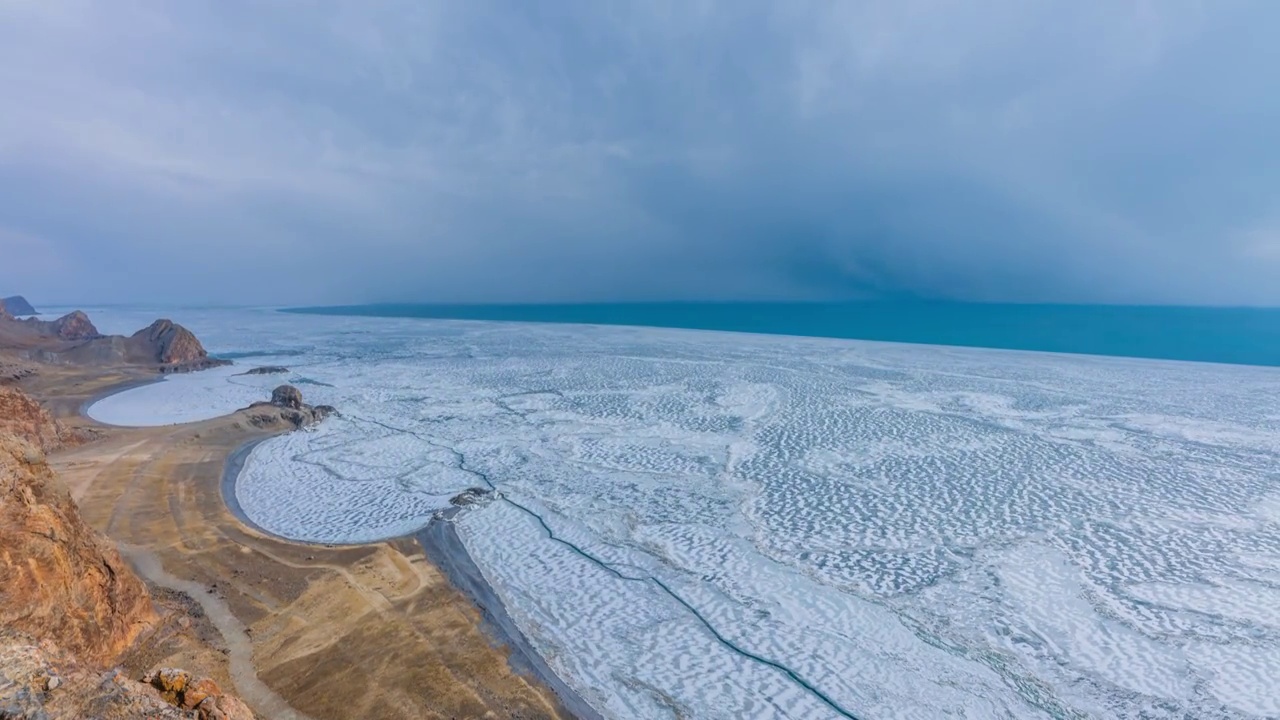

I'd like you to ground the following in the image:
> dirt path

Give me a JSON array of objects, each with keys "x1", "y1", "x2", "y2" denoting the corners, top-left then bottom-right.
[{"x1": 119, "y1": 544, "x2": 314, "y2": 720}]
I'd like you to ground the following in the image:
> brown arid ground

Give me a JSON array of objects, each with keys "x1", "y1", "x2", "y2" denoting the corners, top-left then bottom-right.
[{"x1": 19, "y1": 365, "x2": 574, "y2": 720}]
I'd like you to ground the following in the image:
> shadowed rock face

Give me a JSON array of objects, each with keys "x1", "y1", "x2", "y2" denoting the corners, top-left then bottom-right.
[
  {"x1": 0, "y1": 295, "x2": 37, "y2": 316},
  {"x1": 0, "y1": 434, "x2": 157, "y2": 667}
]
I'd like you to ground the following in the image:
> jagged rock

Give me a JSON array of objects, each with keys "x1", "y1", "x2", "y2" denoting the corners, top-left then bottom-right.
[
  {"x1": 271, "y1": 384, "x2": 304, "y2": 410},
  {"x1": 144, "y1": 668, "x2": 218, "y2": 709},
  {"x1": 143, "y1": 668, "x2": 252, "y2": 720},
  {"x1": 244, "y1": 365, "x2": 288, "y2": 375},
  {"x1": 50, "y1": 311, "x2": 100, "y2": 341},
  {"x1": 0, "y1": 295, "x2": 37, "y2": 316},
  {"x1": 0, "y1": 436, "x2": 156, "y2": 666},
  {"x1": 0, "y1": 386, "x2": 65, "y2": 452}
]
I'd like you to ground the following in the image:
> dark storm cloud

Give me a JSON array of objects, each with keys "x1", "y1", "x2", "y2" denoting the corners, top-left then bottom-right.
[{"x1": 1, "y1": 0, "x2": 1278, "y2": 305}]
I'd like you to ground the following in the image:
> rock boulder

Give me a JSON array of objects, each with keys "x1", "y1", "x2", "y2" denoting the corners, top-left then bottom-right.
[
  {"x1": 143, "y1": 668, "x2": 251, "y2": 718},
  {"x1": 271, "y1": 384, "x2": 304, "y2": 410}
]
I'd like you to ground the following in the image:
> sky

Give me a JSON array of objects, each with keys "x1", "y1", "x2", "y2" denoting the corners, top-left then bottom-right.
[{"x1": 1, "y1": 0, "x2": 1278, "y2": 306}]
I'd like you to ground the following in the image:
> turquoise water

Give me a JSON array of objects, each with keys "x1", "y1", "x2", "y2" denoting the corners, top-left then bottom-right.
[{"x1": 284, "y1": 302, "x2": 1280, "y2": 367}]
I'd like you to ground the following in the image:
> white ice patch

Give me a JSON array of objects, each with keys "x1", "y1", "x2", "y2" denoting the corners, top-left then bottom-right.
[{"x1": 87, "y1": 362, "x2": 278, "y2": 426}]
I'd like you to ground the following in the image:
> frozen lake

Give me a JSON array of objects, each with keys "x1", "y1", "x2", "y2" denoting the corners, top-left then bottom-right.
[{"x1": 88, "y1": 307, "x2": 1280, "y2": 719}]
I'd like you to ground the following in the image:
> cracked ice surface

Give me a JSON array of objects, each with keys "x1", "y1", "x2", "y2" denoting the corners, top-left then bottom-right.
[{"x1": 88, "y1": 308, "x2": 1280, "y2": 718}]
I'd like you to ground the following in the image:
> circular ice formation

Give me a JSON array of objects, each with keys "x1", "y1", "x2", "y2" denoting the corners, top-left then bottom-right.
[{"x1": 88, "y1": 363, "x2": 267, "y2": 426}]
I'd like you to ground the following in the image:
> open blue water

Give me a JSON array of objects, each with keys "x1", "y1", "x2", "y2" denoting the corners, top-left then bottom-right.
[{"x1": 285, "y1": 302, "x2": 1280, "y2": 367}]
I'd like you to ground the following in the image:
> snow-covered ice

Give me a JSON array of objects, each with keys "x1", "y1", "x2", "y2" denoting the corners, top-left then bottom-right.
[{"x1": 86, "y1": 308, "x2": 1280, "y2": 718}]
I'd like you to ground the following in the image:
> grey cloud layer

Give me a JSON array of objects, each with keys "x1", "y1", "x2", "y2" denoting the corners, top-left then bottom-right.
[{"x1": 2, "y1": 0, "x2": 1277, "y2": 304}]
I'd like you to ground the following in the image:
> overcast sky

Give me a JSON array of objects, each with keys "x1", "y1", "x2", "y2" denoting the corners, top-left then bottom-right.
[{"x1": 1, "y1": 1, "x2": 1278, "y2": 306}]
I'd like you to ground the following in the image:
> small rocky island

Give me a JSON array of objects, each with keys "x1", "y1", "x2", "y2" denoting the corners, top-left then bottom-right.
[{"x1": 242, "y1": 384, "x2": 336, "y2": 430}]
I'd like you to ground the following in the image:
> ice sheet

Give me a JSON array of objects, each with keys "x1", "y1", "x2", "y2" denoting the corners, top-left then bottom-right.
[{"x1": 81, "y1": 308, "x2": 1280, "y2": 718}]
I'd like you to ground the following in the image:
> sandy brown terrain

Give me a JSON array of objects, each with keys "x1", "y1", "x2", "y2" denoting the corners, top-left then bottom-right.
[{"x1": 19, "y1": 366, "x2": 573, "y2": 720}]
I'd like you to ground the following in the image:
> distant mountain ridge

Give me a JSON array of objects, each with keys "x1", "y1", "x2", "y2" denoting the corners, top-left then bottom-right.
[
  {"x1": 0, "y1": 308, "x2": 229, "y2": 373},
  {"x1": 0, "y1": 295, "x2": 37, "y2": 316}
]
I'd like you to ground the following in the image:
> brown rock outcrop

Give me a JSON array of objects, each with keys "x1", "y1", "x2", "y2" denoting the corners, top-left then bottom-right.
[
  {"x1": 0, "y1": 385, "x2": 65, "y2": 452},
  {"x1": 270, "y1": 384, "x2": 304, "y2": 410},
  {"x1": 0, "y1": 436, "x2": 157, "y2": 667},
  {"x1": 51, "y1": 310, "x2": 101, "y2": 340},
  {"x1": 243, "y1": 384, "x2": 337, "y2": 427},
  {"x1": 244, "y1": 384, "x2": 335, "y2": 430},
  {"x1": 130, "y1": 319, "x2": 212, "y2": 366},
  {"x1": 144, "y1": 668, "x2": 253, "y2": 720}
]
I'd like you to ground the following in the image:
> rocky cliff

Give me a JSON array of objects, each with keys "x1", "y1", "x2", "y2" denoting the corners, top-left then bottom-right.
[
  {"x1": 0, "y1": 295, "x2": 37, "y2": 316},
  {"x1": 0, "y1": 435, "x2": 157, "y2": 666}
]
